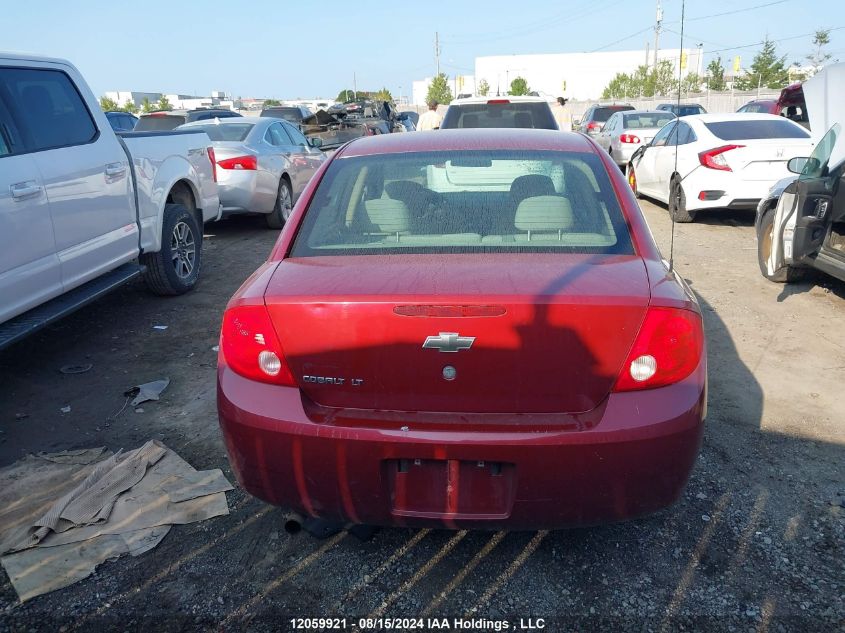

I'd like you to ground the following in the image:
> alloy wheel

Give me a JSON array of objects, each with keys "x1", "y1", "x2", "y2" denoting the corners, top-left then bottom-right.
[{"x1": 170, "y1": 221, "x2": 196, "y2": 279}]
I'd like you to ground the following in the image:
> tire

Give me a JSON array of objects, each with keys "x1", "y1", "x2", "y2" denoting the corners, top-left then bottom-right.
[
  {"x1": 141, "y1": 203, "x2": 202, "y2": 296},
  {"x1": 669, "y1": 176, "x2": 695, "y2": 223},
  {"x1": 626, "y1": 164, "x2": 640, "y2": 198},
  {"x1": 756, "y1": 206, "x2": 805, "y2": 283},
  {"x1": 265, "y1": 177, "x2": 293, "y2": 229}
]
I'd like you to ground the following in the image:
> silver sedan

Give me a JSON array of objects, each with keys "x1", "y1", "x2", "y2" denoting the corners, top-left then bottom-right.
[
  {"x1": 595, "y1": 110, "x2": 676, "y2": 167},
  {"x1": 178, "y1": 117, "x2": 326, "y2": 228}
]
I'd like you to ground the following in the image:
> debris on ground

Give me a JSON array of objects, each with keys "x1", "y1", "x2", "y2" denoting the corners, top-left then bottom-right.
[
  {"x1": 124, "y1": 378, "x2": 170, "y2": 407},
  {"x1": 59, "y1": 364, "x2": 93, "y2": 375},
  {"x1": 59, "y1": 406, "x2": 71, "y2": 414},
  {"x1": 152, "y1": 325, "x2": 168, "y2": 330},
  {"x1": 0, "y1": 440, "x2": 232, "y2": 602}
]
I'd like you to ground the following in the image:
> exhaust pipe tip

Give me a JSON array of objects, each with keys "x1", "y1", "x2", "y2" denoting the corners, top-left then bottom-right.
[{"x1": 282, "y1": 511, "x2": 304, "y2": 534}]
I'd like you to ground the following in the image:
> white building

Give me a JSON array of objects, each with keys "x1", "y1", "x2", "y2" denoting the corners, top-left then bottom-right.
[
  {"x1": 411, "y1": 49, "x2": 705, "y2": 104},
  {"x1": 103, "y1": 91, "x2": 162, "y2": 108}
]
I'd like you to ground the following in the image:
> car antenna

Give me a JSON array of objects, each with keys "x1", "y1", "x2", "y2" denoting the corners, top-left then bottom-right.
[{"x1": 668, "y1": 0, "x2": 686, "y2": 272}]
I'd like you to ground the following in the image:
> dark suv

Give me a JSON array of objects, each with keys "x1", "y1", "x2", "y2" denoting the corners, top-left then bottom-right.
[
  {"x1": 576, "y1": 103, "x2": 635, "y2": 136},
  {"x1": 134, "y1": 108, "x2": 242, "y2": 131},
  {"x1": 260, "y1": 105, "x2": 313, "y2": 124}
]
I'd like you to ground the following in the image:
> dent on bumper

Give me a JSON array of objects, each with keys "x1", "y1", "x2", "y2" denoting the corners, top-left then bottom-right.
[{"x1": 217, "y1": 363, "x2": 706, "y2": 529}]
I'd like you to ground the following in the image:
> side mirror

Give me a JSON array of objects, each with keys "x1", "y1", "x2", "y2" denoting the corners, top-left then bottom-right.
[
  {"x1": 308, "y1": 137, "x2": 323, "y2": 148},
  {"x1": 787, "y1": 156, "x2": 809, "y2": 174},
  {"x1": 572, "y1": 117, "x2": 581, "y2": 126}
]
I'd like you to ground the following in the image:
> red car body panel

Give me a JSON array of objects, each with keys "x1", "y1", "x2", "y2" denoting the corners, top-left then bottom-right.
[{"x1": 218, "y1": 129, "x2": 707, "y2": 529}]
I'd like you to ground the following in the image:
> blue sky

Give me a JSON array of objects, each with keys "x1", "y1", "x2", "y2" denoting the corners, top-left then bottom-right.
[{"x1": 3, "y1": 0, "x2": 842, "y2": 99}]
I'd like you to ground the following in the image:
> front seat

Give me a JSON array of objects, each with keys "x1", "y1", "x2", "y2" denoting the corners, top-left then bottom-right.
[{"x1": 510, "y1": 174, "x2": 556, "y2": 208}]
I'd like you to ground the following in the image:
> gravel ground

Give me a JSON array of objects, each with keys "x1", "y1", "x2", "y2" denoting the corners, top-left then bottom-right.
[{"x1": 0, "y1": 201, "x2": 842, "y2": 633}]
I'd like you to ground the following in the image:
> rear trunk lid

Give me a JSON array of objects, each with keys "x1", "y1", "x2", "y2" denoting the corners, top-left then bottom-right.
[
  {"x1": 264, "y1": 254, "x2": 650, "y2": 414},
  {"x1": 724, "y1": 139, "x2": 815, "y2": 180}
]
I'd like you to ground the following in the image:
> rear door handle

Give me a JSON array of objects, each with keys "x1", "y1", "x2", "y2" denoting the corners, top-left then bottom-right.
[
  {"x1": 10, "y1": 181, "x2": 43, "y2": 200},
  {"x1": 105, "y1": 162, "x2": 126, "y2": 178}
]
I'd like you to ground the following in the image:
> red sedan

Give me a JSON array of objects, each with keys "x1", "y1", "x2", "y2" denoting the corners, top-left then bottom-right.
[{"x1": 217, "y1": 129, "x2": 706, "y2": 530}]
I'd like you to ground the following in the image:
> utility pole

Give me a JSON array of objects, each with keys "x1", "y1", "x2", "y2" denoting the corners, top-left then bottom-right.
[
  {"x1": 653, "y1": 0, "x2": 663, "y2": 70},
  {"x1": 435, "y1": 32, "x2": 441, "y2": 77},
  {"x1": 353, "y1": 72, "x2": 357, "y2": 101},
  {"x1": 645, "y1": 42, "x2": 650, "y2": 67}
]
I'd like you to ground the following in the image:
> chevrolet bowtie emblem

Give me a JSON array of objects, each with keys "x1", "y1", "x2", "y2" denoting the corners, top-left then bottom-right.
[{"x1": 422, "y1": 332, "x2": 475, "y2": 353}]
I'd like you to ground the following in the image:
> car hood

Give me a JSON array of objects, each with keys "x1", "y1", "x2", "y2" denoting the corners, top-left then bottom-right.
[{"x1": 803, "y1": 63, "x2": 845, "y2": 169}]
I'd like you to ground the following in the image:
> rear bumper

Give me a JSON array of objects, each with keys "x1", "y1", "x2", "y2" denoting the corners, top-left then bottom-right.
[
  {"x1": 684, "y1": 169, "x2": 786, "y2": 212},
  {"x1": 217, "y1": 362, "x2": 706, "y2": 530},
  {"x1": 217, "y1": 172, "x2": 272, "y2": 214}
]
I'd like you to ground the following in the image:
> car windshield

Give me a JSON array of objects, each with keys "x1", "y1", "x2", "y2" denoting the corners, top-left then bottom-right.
[
  {"x1": 185, "y1": 123, "x2": 254, "y2": 141},
  {"x1": 800, "y1": 123, "x2": 841, "y2": 181},
  {"x1": 440, "y1": 102, "x2": 557, "y2": 129},
  {"x1": 623, "y1": 113, "x2": 676, "y2": 129},
  {"x1": 704, "y1": 119, "x2": 810, "y2": 140},
  {"x1": 592, "y1": 106, "x2": 633, "y2": 122},
  {"x1": 188, "y1": 111, "x2": 240, "y2": 122},
  {"x1": 677, "y1": 105, "x2": 705, "y2": 116},
  {"x1": 741, "y1": 103, "x2": 772, "y2": 113},
  {"x1": 134, "y1": 115, "x2": 186, "y2": 131},
  {"x1": 291, "y1": 150, "x2": 633, "y2": 256}
]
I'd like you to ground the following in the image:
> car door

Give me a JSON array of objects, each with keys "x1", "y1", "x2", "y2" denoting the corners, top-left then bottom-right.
[
  {"x1": 262, "y1": 122, "x2": 294, "y2": 205},
  {"x1": 635, "y1": 121, "x2": 676, "y2": 198},
  {"x1": 596, "y1": 113, "x2": 617, "y2": 152},
  {"x1": 3, "y1": 66, "x2": 138, "y2": 293},
  {"x1": 771, "y1": 125, "x2": 843, "y2": 272},
  {"x1": 0, "y1": 78, "x2": 62, "y2": 324},
  {"x1": 652, "y1": 121, "x2": 682, "y2": 198},
  {"x1": 281, "y1": 121, "x2": 323, "y2": 196}
]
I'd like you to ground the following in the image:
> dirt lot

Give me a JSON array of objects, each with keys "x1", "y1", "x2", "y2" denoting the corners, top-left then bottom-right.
[{"x1": 0, "y1": 201, "x2": 843, "y2": 633}]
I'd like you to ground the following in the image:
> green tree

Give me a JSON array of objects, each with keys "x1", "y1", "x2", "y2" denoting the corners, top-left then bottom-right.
[
  {"x1": 706, "y1": 57, "x2": 727, "y2": 91},
  {"x1": 651, "y1": 60, "x2": 678, "y2": 96},
  {"x1": 806, "y1": 28, "x2": 832, "y2": 72},
  {"x1": 681, "y1": 72, "x2": 702, "y2": 93},
  {"x1": 426, "y1": 73, "x2": 453, "y2": 105},
  {"x1": 509, "y1": 76, "x2": 530, "y2": 96},
  {"x1": 734, "y1": 38, "x2": 788, "y2": 90},
  {"x1": 121, "y1": 99, "x2": 137, "y2": 114},
  {"x1": 373, "y1": 87, "x2": 393, "y2": 103},
  {"x1": 477, "y1": 78, "x2": 490, "y2": 96},
  {"x1": 336, "y1": 89, "x2": 357, "y2": 102},
  {"x1": 263, "y1": 98, "x2": 281, "y2": 106},
  {"x1": 141, "y1": 97, "x2": 153, "y2": 113},
  {"x1": 156, "y1": 95, "x2": 173, "y2": 111},
  {"x1": 99, "y1": 96, "x2": 119, "y2": 111}
]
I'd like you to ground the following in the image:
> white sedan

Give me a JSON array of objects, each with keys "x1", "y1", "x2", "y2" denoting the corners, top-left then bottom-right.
[{"x1": 625, "y1": 113, "x2": 814, "y2": 222}]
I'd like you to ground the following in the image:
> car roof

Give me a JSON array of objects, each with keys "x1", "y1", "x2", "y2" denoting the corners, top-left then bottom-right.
[
  {"x1": 681, "y1": 112, "x2": 790, "y2": 123},
  {"x1": 337, "y1": 128, "x2": 596, "y2": 158},
  {"x1": 589, "y1": 102, "x2": 633, "y2": 107},
  {"x1": 448, "y1": 96, "x2": 551, "y2": 104},
  {"x1": 621, "y1": 109, "x2": 674, "y2": 116}
]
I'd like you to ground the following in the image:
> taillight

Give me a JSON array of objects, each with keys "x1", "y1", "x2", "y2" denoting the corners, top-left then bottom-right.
[
  {"x1": 207, "y1": 147, "x2": 217, "y2": 182},
  {"x1": 587, "y1": 121, "x2": 600, "y2": 129},
  {"x1": 698, "y1": 145, "x2": 744, "y2": 171},
  {"x1": 487, "y1": 99, "x2": 510, "y2": 104},
  {"x1": 613, "y1": 307, "x2": 704, "y2": 392},
  {"x1": 220, "y1": 305, "x2": 295, "y2": 386},
  {"x1": 620, "y1": 133, "x2": 640, "y2": 144},
  {"x1": 217, "y1": 155, "x2": 257, "y2": 170}
]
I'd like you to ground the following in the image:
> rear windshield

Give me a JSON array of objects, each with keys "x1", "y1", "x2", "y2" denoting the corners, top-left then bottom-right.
[
  {"x1": 134, "y1": 115, "x2": 185, "y2": 131},
  {"x1": 261, "y1": 108, "x2": 304, "y2": 122},
  {"x1": 677, "y1": 105, "x2": 705, "y2": 116},
  {"x1": 704, "y1": 119, "x2": 810, "y2": 140},
  {"x1": 591, "y1": 106, "x2": 634, "y2": 122},
  {"x1": 187, "y1": 111, "x2": 240, "y2": 122},
  {"x1": 440, "y1": 102, "x2": 557, "y2": 130},
  {"x1": 186, "y1": 123, "x2": 253, "y2": 141},
  {"x1": 623, "y1": 113, "x2": 676, "y2": 129},
  {"x1": 291, "y1": 150, "x2": 633, "y2": 256},
  {"x1": 741, "y1": 103, "x2": 773, "y2": 114}
]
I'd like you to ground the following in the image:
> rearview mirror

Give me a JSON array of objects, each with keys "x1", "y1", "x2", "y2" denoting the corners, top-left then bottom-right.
[{"x1": 308, "y1": 137, "x2": 323, "y2": 148}]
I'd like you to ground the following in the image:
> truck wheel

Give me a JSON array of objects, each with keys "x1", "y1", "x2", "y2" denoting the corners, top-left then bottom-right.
[
  {"x1": 756, "y1": 207, "x2": 805, "y2": 283},
  {"x1": 141, "y1": 204, "x2": 202, "y2": 295},
  {"x1": 265, "y1": 178, "x2": 293, "y2": 229},
  {"x1": 669, "y1": 176, "x2": 695, "y2": 223}
]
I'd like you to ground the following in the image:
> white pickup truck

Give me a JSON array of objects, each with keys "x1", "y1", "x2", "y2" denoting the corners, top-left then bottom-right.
[{"x1": 0, "y1": 53, "x2": 220, "y2": 349}]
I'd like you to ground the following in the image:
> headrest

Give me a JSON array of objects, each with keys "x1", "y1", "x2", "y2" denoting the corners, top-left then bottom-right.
[
  {"x1": 515, "y1": 196, "x2": 574, "y2": 232},
  {"x1": 364, "y1": 197, "x2": 410, "y2": 233}
]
